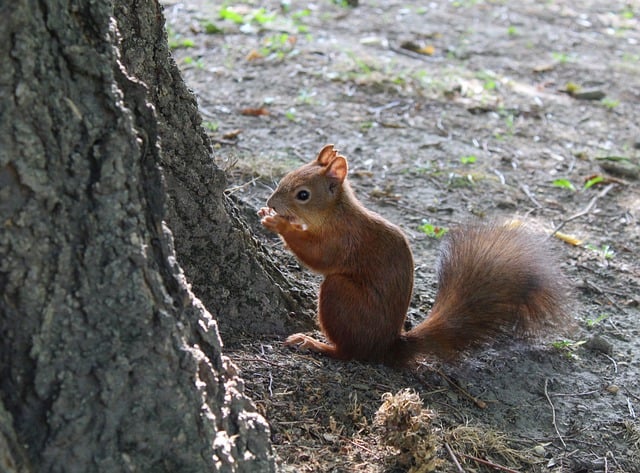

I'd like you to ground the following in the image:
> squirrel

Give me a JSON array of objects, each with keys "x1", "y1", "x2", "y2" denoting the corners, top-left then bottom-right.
[{"x1": 258, "y1": 144, "x2": 569, "y2": 367}]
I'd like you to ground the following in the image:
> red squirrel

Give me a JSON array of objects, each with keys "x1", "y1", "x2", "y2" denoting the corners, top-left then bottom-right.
[{"x1": 258, "y1": 144, "x2": 569, "y2": 366}]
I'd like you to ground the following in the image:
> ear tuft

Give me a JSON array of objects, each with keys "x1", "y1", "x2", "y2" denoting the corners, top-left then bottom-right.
[{"x1": 315, "y1": 144, "x2": 338, "y2": 165}]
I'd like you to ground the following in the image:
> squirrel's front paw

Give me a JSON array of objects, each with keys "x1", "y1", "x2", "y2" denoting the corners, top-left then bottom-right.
[
  {"x1": 257, "y1": 207, "x2": 274, "y2": 218},
  {"x1": 260, "y1": 213, "x2": 290, "y2": 233}
]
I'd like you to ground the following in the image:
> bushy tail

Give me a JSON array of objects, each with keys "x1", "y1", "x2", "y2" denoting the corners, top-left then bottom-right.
[{"x1": 391, "y1": 222, "x2": 571, "y2": 366}]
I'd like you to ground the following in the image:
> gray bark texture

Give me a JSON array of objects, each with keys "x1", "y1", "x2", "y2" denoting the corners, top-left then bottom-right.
[
  {"x1": 0, "y1": 0, "x2": 282, "y2": 471},
  {"x1": 111, "y1": 2, "x2": 315, "y2": 341}
]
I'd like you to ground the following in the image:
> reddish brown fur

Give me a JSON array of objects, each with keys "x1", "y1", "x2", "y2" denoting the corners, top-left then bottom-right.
[
  {"x1": 260, "y1": 145, "x2": 569, "y2": 366},
  {"x1": 394, "y1": 223, "x2": 569, "y2": 365}
]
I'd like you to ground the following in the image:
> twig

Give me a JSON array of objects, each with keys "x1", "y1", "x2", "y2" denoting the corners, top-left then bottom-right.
[
  {"x1": 519, "y1": 184, "x2": 543, "y2": 209},
  {"x1": 436, "y1": 115, "x2": 450, "y2": 138},
  {"x1": 552, "y1": 183, "x2": 616, "y2": 235},
  {"x1": 249, "y1": 349, "x2": 276, "y2": 400},
  {"x1": 457, "y1": 452, "x2": 521, "y2": 473},
  {"x1": 627, "y1": 397, "x2": 636, "y2": 418},
  {"x1": 582, "y1": 279, "x2": 626, "y2": 313},
  {"x1": 624, "y1": 388, "x2": 640, "y2": 403},
  {"x1": 436, "y1": 368, "x2": 487, "y2": 409},
  {"x1": 606, "y1": 450, "x2": 622, "y2": 471},
  {"x1": 344, "y1": 437, "x2": 378, "y2": 457},
  {"x1": 224, "y1": 177, "x2": 259, "y2": 195},
  {"x1": 602, "y1": 353, "x2": 618, "y2": 374},
  {"x1": 368, "y1": 100, "x2": 403, "y2": 120},
  {"x1": 551, "y1": 389, "x2": 599, "y2": 397},
  {"x1": 544, "y1": 378, "x2": 567, "y2": 449},
  {"x1": 210, "y1": 138, "x2": 240, "y2": 146},
  {"x1": 445, "y1": 443, "x2": 466, "y2": 473}
]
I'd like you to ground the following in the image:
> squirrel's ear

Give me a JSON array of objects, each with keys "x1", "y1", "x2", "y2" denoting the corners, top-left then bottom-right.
[
  {"x1": 315, "y1": 144, "x2": 338, "y2": 165},
  {"x1": 325, "y1": 155, "x2": 348, "y2": 183}
]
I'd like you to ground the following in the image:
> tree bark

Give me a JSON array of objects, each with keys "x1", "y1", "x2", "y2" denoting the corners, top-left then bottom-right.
[
  {"x1": 111, "y1": 1, "x2": 315, "y2": 341},
  {"x1": 0, "y1": 0, "x2": 279, "y2": 471}
]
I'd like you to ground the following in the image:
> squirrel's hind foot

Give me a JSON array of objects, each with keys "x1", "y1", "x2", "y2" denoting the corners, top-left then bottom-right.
[{"x1": 285, "y1": 333, "x2": 339, "y2": 357}]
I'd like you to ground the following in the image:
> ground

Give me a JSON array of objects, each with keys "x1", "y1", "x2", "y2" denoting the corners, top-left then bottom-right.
[{"x1": 162, "y1": 1, "x2": 639, "y2": 471}]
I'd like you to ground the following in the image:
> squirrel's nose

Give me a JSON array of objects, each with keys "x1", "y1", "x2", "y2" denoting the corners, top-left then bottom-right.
[{"x1": 266, "y1": 194, "x2": 278, "y2": 211}]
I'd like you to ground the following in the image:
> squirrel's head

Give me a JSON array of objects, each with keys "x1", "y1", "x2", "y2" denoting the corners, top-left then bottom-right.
[{"x1": 266, "y1": 144, "x2": 348, "y2": 228}]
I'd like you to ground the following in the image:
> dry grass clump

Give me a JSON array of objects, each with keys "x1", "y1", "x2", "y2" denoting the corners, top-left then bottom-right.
[
  {"x1": 623, "y1": 420, "x2": 640, "y2": 446},
  {"x1": 623, "y1": 420, "x2": 640, "y2": 456},
  {"x1": 374, "y1": 389, "x2": 441, "y2": 473},
  {"x1": 445, "y1": 424, "x2": 541, "y2": 470}
]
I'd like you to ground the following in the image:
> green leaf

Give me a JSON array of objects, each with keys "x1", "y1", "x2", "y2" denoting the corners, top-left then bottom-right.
[
  {"x1": 601, "y1": 98, "x2": 620, "y2": 109},
  {"x1": 552, "y1": 178, "x2": 575, "y2": 191},
  {"x1": 219, "y1": 7, "x2": 245, "y2": 24},
  {"x1": 253, "y1": 8, "x2": 276, "y2": 24},
  {"x1": 586, "y1": 313, "x2": 609, "y2": 328},
  {"x1": 203, "y1": 121, "x2": 219, "y2": 132},
  {"x1": 583, "y1": 175, "x2": 604, "y2": 189},
  {"x1": 418, "y1": 222, "x2": 448, "y2": 239},
  {"x1": 203, "y1": 21, "x2": 222, "y2": 34},
  {"x1": 585, "y1": 243, "x2": 615, "y2": 260}
]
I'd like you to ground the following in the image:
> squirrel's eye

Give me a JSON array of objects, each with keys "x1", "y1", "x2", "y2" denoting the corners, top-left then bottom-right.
[{"x1": 296, "y1": 189, "x2": 310, "y2": 201}]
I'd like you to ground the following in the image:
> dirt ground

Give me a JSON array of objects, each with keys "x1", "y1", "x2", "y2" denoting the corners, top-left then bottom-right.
[{"x1": 162, "y1": 1, "x2": 639, "y2": 471}]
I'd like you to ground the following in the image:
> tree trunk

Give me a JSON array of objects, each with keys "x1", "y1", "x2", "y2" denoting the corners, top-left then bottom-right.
[
  {"x1": 110, "y1": 1, "x2": 315, "y2": 341},
  {"x1": 0, "y1": 0, "x2": 280, "y2": 471}
]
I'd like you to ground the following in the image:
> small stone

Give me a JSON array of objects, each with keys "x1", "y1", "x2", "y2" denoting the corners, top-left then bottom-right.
[
  {"x1": 572, "y1": 89, "x2": 606, "y2": 100},
  {"x1": 598, "y1": 157, "x2": 639, "y2": 180},
  {"x1": 584, "y1": 335, "x2": 613, "y2": 355},
  {"x1": 533, "y1": 445, "x2": 546, "y2": 456}
]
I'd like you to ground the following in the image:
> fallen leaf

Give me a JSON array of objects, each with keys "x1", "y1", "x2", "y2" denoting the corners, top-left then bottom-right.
[
  {"x1": 222, "y1": 129, "x2": 242, "y2": 140},
  {"x1": 400, "y1": 41, "x2": 435, "y2": 55},
  {"x1": 240, "y1": 107, "x2": 269, "y2": 116},
  {"x1": 246, "y1": 49, "x2": 264, "y2": 61},
  {"x1": 532, "y1": 63, "x2": 555, "y2": 73},
  {"x1": 417, "y1": 45, "x2": 435, "y2": 55},
  {"x1": 564, "y1": 82, "x2": 581, "y2": 94},
  {"x1": 553, "y1": 232, "x2": 582, "y2": 246}
]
